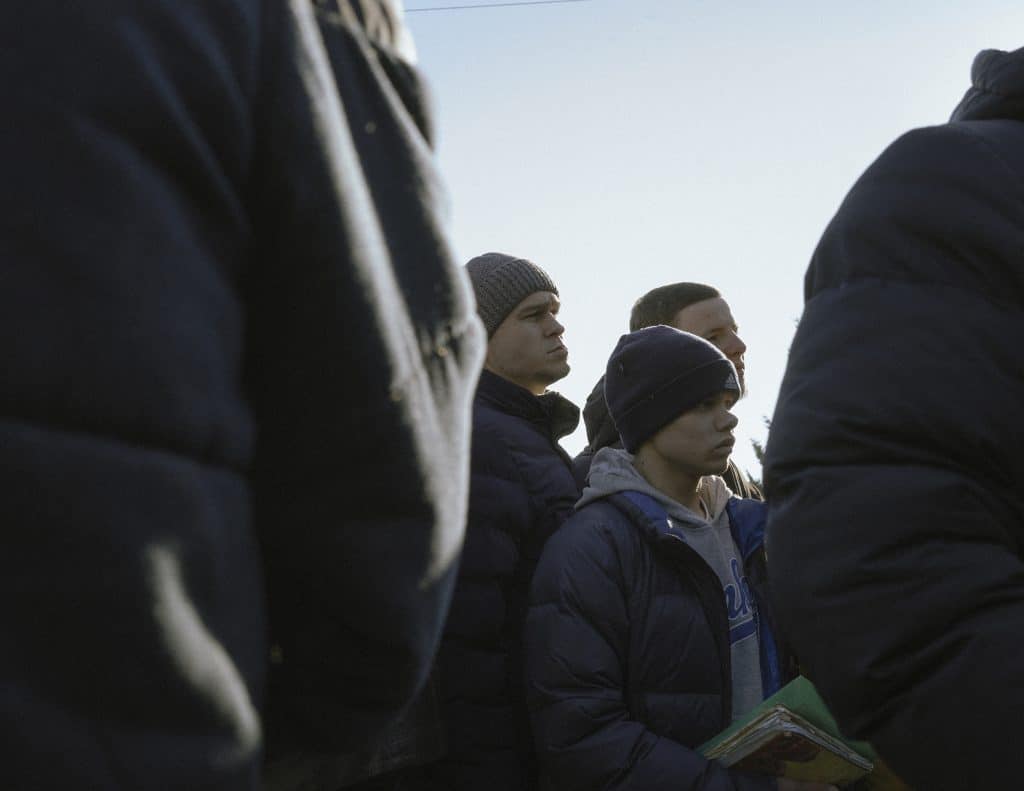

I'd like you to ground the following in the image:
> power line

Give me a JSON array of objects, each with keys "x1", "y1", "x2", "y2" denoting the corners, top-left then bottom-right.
[{"x1": 406, "y1": 0, "x2": 590, "y2": 13}]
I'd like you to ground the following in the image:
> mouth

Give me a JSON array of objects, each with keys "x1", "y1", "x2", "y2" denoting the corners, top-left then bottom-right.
[
  {"x1": 548, "y1": 344, "x2": 568, "y2": 357},
  {"x1": 714, "y1": 437, "x2": 736, "y2": 452}
]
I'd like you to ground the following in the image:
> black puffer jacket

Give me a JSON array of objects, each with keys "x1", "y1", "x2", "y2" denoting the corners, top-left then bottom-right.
[
  {"x1": 0, "y1": 2, "x2": 483, "y2": 788},
  {"x1": 764, "y1": 47, "x2": 1024, "y2": 791},
  {"x1": 525, "y1": 491, "x2": 785, "y2": 791},
  {"x1": 431, "y1": 370, "x2": 580, "y2": 791}
]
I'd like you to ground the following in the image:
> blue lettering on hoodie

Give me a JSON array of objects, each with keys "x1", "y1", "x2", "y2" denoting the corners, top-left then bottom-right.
[{"x1": 726, "y1": 557, "x2": 756, "y2": 643}]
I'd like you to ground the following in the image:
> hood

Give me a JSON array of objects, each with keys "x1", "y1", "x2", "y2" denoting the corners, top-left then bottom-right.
[
  {"x1": 951, "y1": 47, "x2": 1024, "y2": 123},
  {"x1": 581, "y1": 374, "x2": 621, "y2": 452},
  {"x1": 577, "y1": 446, "x2": 732, "y2": 525}
]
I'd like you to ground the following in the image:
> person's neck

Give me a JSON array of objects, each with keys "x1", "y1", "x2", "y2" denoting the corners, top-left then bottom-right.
[
  {"x1": 483, "y1": 365, "x2": 546, "y2": 396},
  {"x1": 633, "y1": 448, "x2": 703, "y2": 514}
]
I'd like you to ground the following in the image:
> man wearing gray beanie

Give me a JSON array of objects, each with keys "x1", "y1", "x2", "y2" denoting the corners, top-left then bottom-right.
[
  {"x1": 524, "y1": 326, "x2": 821, "y2": 791},
  {"x1": 423, "y1": 252, "x2": 581, "y2": 791}
]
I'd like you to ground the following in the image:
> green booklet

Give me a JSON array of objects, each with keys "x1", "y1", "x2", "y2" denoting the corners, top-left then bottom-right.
[{"x1": 699, "y1": 676, "x2": 909, "y2": 789}]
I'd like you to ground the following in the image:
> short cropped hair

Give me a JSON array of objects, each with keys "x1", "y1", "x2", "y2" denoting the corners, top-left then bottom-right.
[{"x1": 629, "y1": 282, "x2": 721, "y2": 332}]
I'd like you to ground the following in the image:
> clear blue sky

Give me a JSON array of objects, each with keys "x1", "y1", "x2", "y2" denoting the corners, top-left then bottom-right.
[{"x1": 406, "y1": 0, "x2": 1022, "y2": 477}]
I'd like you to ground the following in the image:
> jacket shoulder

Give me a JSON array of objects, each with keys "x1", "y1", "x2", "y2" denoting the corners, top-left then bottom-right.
[
  {"x1": 807, "y1": 120, "x2": 1024, "y2": 303},
  {"x1": 532, "y1": 501, "x2": 642, "y2": 597}
]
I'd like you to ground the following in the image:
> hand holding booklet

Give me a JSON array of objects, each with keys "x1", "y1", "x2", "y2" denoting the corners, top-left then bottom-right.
[{"x1": 699, "y1": 676, "x2": 911, "y2": 789}]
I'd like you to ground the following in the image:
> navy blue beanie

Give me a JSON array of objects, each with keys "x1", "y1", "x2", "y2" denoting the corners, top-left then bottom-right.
[{"x1": 605, "y1": 325, "x2": 740, "y2": 453}]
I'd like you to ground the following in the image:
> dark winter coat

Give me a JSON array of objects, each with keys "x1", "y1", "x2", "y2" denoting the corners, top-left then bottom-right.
[
  {"x1": 763, "y1": 46, "x2": 1024, "y2": 791},
  {"x1": 429, "y1": 369, "x2": 580, "y2": 791},
  {"x1": 573, "y1": 375, "x2": 763, "y2": 499},
  {"x1": 0, "y1": 2, "x2": 483, "y2": 789},
  {"x1": 525, "y1": 491, "x2": 787, "y2": 791}
]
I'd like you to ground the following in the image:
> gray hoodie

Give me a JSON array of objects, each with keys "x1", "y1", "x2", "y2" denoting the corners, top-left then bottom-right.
[{"x1": 579, "y1": 447, "x2": 764, "y2": 721}]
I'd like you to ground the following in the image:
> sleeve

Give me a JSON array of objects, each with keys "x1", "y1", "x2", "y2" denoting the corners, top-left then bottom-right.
[
  {"x1": 525, "y1": 519, "x2": 775, "y2": 791},
  {"x1": 764, "y1": 123, "x2": 1024, "y2": 789},
  {"x1": 247, "y1": 0, "x2": 485, "y2": 753}
]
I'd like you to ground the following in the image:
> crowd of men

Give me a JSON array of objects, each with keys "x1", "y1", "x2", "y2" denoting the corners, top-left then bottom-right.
[{"x1": 2, "y1": 1, "x2": 1022, "y2": 790}]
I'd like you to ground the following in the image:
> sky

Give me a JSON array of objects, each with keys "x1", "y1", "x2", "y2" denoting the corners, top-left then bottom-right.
[{"x1": 405, "y1": 0, "x2": 1022, "y2": 478}]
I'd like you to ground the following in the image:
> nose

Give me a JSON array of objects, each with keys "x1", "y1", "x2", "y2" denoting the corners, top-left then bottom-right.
[
  {"x1": 723, "y1": 331, "x2": 746, "y2": 361},
  {"x1": 547, "y1": 314, "x2": 565, "y2": 337},
  {"x1": 719, "y1": 410, "x2": 739, "y2": 433}
]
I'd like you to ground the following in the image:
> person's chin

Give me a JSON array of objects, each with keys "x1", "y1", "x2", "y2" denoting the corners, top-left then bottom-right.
[
  {"x1": 542, "y1": 359, "x2": 571, "y2": 385},
  {"x1": 707, "y1": 447, "x2": 733, "y2": 472},
  {"x1": 706, "y1": 459, "x2": 730, "y2": 475}
]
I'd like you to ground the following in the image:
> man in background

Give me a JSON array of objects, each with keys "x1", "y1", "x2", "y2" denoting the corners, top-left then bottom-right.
[
  {"x1": 0, "y1": 1, "x2": 483, "y2": 789},
  {"x1": 574, "y1": 282, "x2": 761, "y2": 499}
]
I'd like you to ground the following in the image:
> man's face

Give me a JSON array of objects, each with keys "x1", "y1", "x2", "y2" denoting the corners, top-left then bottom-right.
[
  {"x1": 646, "y1": 390, "x2": 739, "y2": 477},
  {"x1": 485, "y1": 291, "x2": 569, "y2": 395},
  {"x1": 671, "y1": 297, "x2": 747, "y2": 392}
]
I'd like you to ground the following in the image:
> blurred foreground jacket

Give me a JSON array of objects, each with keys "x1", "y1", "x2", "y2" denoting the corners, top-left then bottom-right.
[
  {"x1": 0, "y1": 1, "x2": 484, "y2": 788},
  {"x1": 763, "y1": 46, "x2": 1024, "y2": 791}
]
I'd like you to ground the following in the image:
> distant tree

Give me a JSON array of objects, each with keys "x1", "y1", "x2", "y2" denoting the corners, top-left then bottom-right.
[
  {"x1": 747, "y1": 318, "x2": 798, "y2": 491},
  {"x1": 747, "y1": 417, "x2": 770, "y2": 491}
]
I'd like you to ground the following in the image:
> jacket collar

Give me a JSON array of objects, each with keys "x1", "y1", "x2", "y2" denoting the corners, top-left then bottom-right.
[
  {"x1": 476, "y1": 369, "x2": 580, "y2": 441},
  {"x1": 610, "y1": 490, "x2": 766, "y2": 562}
]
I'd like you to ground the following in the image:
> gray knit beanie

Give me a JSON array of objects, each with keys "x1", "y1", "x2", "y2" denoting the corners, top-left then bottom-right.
[{"x1": 464, "y1": 252, "x2": 558, "y2": 336}]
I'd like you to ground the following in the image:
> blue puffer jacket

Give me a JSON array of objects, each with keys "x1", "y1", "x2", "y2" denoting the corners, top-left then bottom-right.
[
  {"x1": 764, "y1": 46, "x2": 1024, "y2": 791},
  {"x1": 525, "y1": 491, "x2": 788, "y2": 791},
  {"x1": 432, "y1": 369, "x2": 580, "y2": 791}
]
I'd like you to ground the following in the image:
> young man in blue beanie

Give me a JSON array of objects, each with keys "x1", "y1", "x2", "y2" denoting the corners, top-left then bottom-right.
[{"x1": 524, "y1": 326, "x2": 831, "y2": 791}]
